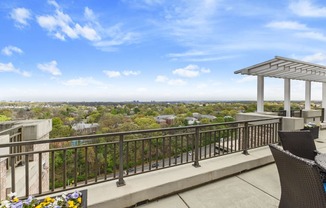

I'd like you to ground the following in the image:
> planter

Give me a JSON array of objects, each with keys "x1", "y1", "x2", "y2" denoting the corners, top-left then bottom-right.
[{"x1": 303, "y1": 126, "x2": 319, "y2": 139}]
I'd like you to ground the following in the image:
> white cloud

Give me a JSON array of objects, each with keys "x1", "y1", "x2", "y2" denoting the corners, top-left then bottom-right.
[
  {"x1": 302, "y1": 52, "x2": 326, "y2": 64},
  {"x1": 155, "y1": 75, "x2": 186, "y2": 86},
  {"x1": 123, "y1": 70, "x2": 140, "y2": 76},
  {"x1": 296, "y1": 31, "x2": 326, "y2": 41},
  {"x1": 173, "y1": 65, "x2": 200, "y2": 77},
  {"x1": 265, "y1": 21, "x2": 308, "y2": 30},
  {"x1": 201, "y1": 68, "x2": 211, "y2": 73},
  {"x1": 1, "y1": 46, "x2": 23, "y2": 56},
  {"x1": 103, "y1": 70, "x2": 121, "y2": 78},
  {"x1": 37, "y1": 1, "x2": 100, "y2": 41},
  {"x1": 172, "y1": 65, "x2": 210, "y2": 77},
  {"x1": 20, "y1": 71, "x2": 31, "y2": 77},
  {"x1": 62, "y1": 77, "x2": 105, "y2": 87},
  {"x1": 10, "y1": 8, "x2": 31, "y2": 28},
  {"x1": 36, "y1": 1, "x2": 139, "y2": 51},
  {"x1": 0, "y1": 62, "x2": 30, "y2": 77},
  {"x1": 37, "y1": 60, "x2": 62, "y2": 76},
  {"x1": 168, "y1": 50, "x2": 205, "y2": 58},
  {"x1": 155, "y1": 75, "x2": 169, "y2": 82},
  {"x1": 0, "y1": 62, "x2": 18, "y2": 72},
  {"x1": 93, "y1": 29, "x2": 139, "y2": 51},
  {"x1": 168, "y1": 79, "x2": 186, "y2": 86},
  {"x1": 290, "y1": 0, "x2": 326, "y2": 17},
  {"x1": 84, "y1": 7, "x2": 96, "y2": 21}
]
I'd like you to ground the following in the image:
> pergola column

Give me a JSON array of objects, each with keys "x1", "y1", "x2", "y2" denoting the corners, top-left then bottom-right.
[
  {"x1": 257, "y1": 75, "x2": 264, "y2": 113},
  {"x1": 323, "y1": 83, "x2": 326, "y2": 120},
  {"x1": 284, "y1": 78, "x2": 291, "y2": 117},
  {"x1": 305, "y1": 81, "x2": 311, "y2": 110}
]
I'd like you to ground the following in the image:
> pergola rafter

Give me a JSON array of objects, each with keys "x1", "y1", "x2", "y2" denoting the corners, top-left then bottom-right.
[{"x1": 235, "y1": 56, "x2": 326, "y2": 82}]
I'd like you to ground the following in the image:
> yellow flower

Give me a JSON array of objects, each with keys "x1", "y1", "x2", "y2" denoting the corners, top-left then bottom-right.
[
  {"x1": 68, "y1": 200, "x2": 74, "y2": 207},
  {"x1": 44, "y1": 197, "x2": 55, "y2": 203},
  {"x1": 77, "y1": 197, "x2": 82, "y2": 203},
  {"x1": 12, "y1": 197, "x2": 19, "y2": 203}
]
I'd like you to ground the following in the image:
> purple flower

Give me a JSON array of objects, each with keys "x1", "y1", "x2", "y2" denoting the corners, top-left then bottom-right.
[
  {"x1": 70, "y1": 191, "x2": 80, "y2": 199},
  {"x1": 11, "y1": 201, "x2": 23, "y2": 208},
  {"x1": 24, "y1": 196, "x2": 33, "y2": 204}
]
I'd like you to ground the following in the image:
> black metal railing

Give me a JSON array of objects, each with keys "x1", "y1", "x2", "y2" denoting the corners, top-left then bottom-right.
[
  {"x1": 0, "y1": 125, "x2": 23, "y2": 167},
  {"x1": 0, "y1": 117, "x2": 281, "y2": 198}
]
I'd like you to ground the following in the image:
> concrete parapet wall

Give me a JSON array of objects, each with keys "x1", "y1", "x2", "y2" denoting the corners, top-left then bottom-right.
[
  {"x1": 86, "y1": 146, "x2": 274, "y2": 208},
  {"x1": 18, "y1": 119, "x2": 52, "y2": 141},
  {"x1": 302, "y1": 109, "x2": 322, "y2": 124},
  {"x1": 282, "y1": 117, "x2": 304, "y2": 130},
  {"x1": 236, "y1": 112, "x2": 280, "y2": 121},
  {"x1": 236, "y1": 112, "x2": 304, "y2": 131}
]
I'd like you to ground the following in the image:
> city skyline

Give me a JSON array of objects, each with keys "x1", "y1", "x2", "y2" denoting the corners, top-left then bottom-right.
[{"x1": 1, "y1": 0, "x2": 326, "y2": 102}]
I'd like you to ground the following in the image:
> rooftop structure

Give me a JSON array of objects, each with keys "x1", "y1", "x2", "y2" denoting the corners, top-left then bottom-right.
[{"x1": 235, "y1": 56, "x2": 326, "y2": 119}]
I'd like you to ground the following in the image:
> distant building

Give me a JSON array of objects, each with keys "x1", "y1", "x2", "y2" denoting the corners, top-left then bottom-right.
[
  {"x1": 193, "y1": 113, "x2": 216, "y2": 121},
  {"x1": 185, "y1": 117, "x2": 199, "y2": 125},
  {"x1": 72, "y1": 122, "x2": 99, "y2": 134},
  {"x1": 155, "y1": 115, "x2": 176, "y2": 125}
]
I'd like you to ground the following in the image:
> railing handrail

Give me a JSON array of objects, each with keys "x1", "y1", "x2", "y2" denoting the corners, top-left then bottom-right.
[{"x1": 0, "y1": 117, "x2": 280, "y2": 148}]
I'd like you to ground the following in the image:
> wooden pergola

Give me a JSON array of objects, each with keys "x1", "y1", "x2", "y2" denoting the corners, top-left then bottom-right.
[{"x1": 234, "y1": 56, "x2": 326, "y2": 117}]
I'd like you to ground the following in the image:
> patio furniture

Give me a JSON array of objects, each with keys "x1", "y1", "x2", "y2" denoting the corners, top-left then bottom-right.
[
  {"x1": 315, "y1": 154, "x2": 326, "y2": 172},
  {"x1": 302, "y1": 123, "x2": 320, "y2": 139},
  {"x1": 269, "y1": 144, "x2": 326, "y2": 208},
  {"x1": 278, "y1": 130, "x2": 318, "y2": 160}
]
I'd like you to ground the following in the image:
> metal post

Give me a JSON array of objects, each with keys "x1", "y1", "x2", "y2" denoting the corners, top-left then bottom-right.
[
  {"x1": 193, "y1": 127, "x2": 201, "y2": 167},
  {"x1": 11, "y1": 156, "x2": 15, "y2": 192},
  {"x1": 242, "y1": 122, "x2": 249, "y2": 155},
  {"x1": 278, "y1": 118, "x2": 283, "y2": 145},
  {"x1": 117, "y1": 135, "x2": 126, "y2": 187}
]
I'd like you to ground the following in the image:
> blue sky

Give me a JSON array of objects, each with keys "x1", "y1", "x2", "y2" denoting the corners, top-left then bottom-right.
[{"x1": 1, "y1": 0, "x2": 326, "y2": 102}]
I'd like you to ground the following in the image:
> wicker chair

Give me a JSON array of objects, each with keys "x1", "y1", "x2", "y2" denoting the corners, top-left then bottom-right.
[
  {"x1": 278, "y1": 130, "x2": 318, "y2": 160},
  {"x1": 269, "y1": 144, "x2": 326, "y2": 208}
]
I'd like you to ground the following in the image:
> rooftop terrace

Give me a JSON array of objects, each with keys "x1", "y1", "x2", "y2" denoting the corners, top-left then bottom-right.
[{"x1": 1, "y1": 117, "x2": 325, "y2": 207}]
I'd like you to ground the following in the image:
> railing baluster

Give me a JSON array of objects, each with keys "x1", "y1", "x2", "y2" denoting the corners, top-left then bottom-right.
[
  {"x1": 162, "y1": 137, "x2": 166, "y2": 167},
  {"x1": 38, "y1": 153, "x2": 42, "y2": 194},
  {"x1": 193, "y1": 127, "x2": 200, "y2": 167},
  {"x1": 242, "y1": 122, "x2": 249, "y2": 155},
  {"x1": 113, "y1": 143, "x2": 116, "y2": 178},
  {"x1": 149, "y1": 139, "x2": 152, "y2": 170},
  {"x1": 74, "y1": 148, "x2": 77, "y2": 187},
  {"x1": 95, "y1": 146, "x2": 98, "y2": 182},
  {"x1": 133, "y1": 140, "x2": 137, "y2": 174},
  {"x1": 85, "y1": 147, "x2": 88, "y2": 184},
  {"x1": 11, "y1": 155, "x2": 15, "y2": 193},
  {"x1": 116, "y1": 134, "x2": 125, "y2": 186},
  {"x1": 25, "y1": 154, "x2": 29, "y2": 197},
  {"x1": 63, "y1": 150, "x2": 66, "y2": 189},
  {"x1": 104, "y1": 144, "x2": 108, "y2": 180},
  {"x1": 51, "y1": 151, "x2": 55, "y2": 191}
]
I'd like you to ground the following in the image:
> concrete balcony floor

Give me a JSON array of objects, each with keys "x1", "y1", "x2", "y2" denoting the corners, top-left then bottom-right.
[{"x1": 87, "y1": 130, "x2": 326, "y2": 208}]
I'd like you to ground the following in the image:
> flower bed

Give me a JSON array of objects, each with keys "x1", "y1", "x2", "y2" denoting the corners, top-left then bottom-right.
[{"x1": 0, "y1": 190, "x2": 87, "y2": 208}]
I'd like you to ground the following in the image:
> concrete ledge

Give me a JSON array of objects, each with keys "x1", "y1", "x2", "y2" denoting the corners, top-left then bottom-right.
[{"x1": 87, "y1": 146, "x2": 274, "y2": 208}]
